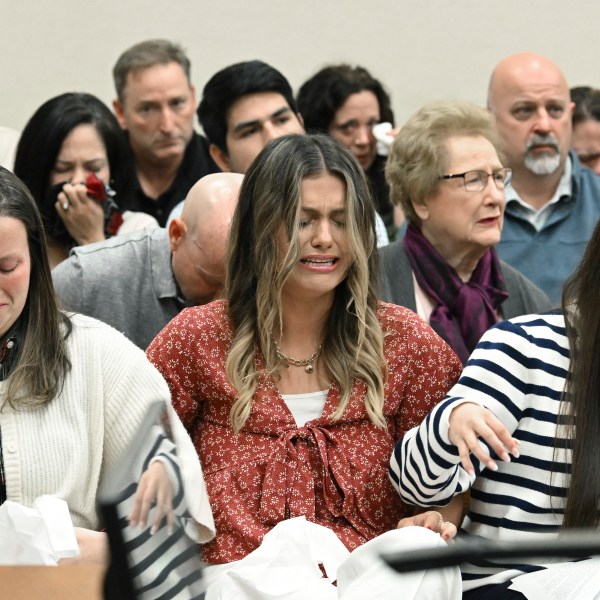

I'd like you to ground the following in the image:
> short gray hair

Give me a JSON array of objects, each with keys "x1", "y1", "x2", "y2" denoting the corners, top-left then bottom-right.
[
  {"x1": 113, "y1": 39, "x2": 191, "y2": 102},
  {"x1": 385, "y1": 99, "x2": 504, "y2": 225}
]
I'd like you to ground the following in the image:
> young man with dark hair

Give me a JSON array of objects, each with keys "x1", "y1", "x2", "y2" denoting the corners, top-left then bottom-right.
[{"x1": 197, "y1": 60, "x2": 304, "y2": 174}]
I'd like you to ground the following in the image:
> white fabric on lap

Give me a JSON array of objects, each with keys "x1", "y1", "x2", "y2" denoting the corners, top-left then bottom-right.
[
  {"x1": 337, "y1": 526, "x2": 461, "y2": 600},
  {"x1": 204, "y1": 520, "x2": 461, "y2": 599}
]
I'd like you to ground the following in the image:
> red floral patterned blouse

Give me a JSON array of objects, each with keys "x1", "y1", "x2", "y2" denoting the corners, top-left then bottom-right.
[{"x1": 147, "y1": 300, "x2": 461, "y2": 565}]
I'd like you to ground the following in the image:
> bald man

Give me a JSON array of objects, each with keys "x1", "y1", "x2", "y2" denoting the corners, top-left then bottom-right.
[
  {"x1": 52, "y1": 173, "x2": 243, "y2": 349},
  {"x1": 488, "y1": 52, "x2": 600, "y2": 302}
]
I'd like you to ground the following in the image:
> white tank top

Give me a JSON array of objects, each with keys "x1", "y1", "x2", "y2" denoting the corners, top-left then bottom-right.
[{"x1": 280, "y1": 390, "x2": 328, "y2": 426}]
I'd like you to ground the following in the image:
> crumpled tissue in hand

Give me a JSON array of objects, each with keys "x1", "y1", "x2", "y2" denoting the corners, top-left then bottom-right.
[
  {"x1": 372, "y1": 122, "x2": 394, "y2": 156},
  {"x1": 0, "y1": 496, "x2": 79, "y2": 565}
]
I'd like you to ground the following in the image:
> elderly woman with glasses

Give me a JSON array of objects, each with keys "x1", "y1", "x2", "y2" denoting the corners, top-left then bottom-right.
[{"x1": 380, "y1": 100, "x2": 551, "y2": 364}]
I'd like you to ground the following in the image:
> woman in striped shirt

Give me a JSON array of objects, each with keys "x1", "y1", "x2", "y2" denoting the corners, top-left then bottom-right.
[{"x1": 391, "y1": 220, "x2": 600, "y2": 598}]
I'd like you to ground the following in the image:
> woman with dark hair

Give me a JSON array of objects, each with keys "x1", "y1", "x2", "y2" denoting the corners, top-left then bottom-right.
[
  {"x1": 14, "y1": 93, "x2": 157, "y2": 268},
  {"x1": 392, "y1": 218, "x2": 600, "y2": 597},
  {"x1": 381, "y1": 100, "x2": 551, "y2": 364},
  {"x1": 570, "y1": 85, "x2": 600, "y2": 175},
  {"x1": 0, "y1": 166, "x2": 213, "y2": 562},
  {"x1": 148, "y1": 134, "x2": 463, "y2": 594},
  {"x1": 297, "y1": 64, "x2": 397, "y2": 238}
]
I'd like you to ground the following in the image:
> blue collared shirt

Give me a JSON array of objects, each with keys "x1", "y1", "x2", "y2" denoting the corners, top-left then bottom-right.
[{"x1": 497, "y1": 152, "x2": 600, "y2": 303}]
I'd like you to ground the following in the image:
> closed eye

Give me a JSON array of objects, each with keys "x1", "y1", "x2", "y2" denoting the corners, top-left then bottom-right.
[{"x1": 0, "y1": 261, "x2": 18, "y2": 273}]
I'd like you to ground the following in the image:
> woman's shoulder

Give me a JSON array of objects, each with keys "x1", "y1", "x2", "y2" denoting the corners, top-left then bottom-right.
[
  {"x1": 172, "y1": 299, "x2": 229, "y2": 327},
  {"x1": 377, "y1": 300, "x2": 456, "y2": 354},
  {"x1": 464, "y1": 312, "x2": 569, "y2": 384},
  {"x1": 153, "y1": 300, "x2": 232, "y2": 343},
  {"x1": 378, "y1": 301, "x2": 462, "y2": 380},
  {"x1": 377, "y1": 301, "x2": 429, "y2": 334},
  {"x1": 147, "y1": 300, "x2": 232, "y2": 370},
  {"x1": 484, "y1": 311, "x2": 567, "y2": 348},
  {"x1": 65, "y1": 312, "x2": 145, "y2": 353},
  {"x1": 63, "y1": 312, "x2": 167, "y2": 384},
  {"x1": 66, "y1": 311, "x2": 124, "y2": 335}
]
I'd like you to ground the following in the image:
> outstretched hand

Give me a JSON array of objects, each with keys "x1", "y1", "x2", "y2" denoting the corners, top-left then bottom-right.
[
  {"x1": 397, "y1": 510, "x2": 457, "y2": 541},
  {"x1": 448, "y1": 402, "x2": 519, "y2": 476},
  {"x1": 129, "y1": 461, "x2": 174, "y2": 535}
]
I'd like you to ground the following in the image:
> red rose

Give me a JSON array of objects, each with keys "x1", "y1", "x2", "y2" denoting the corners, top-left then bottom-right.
[
  {"x1": 107, "y1": 212, "x2": 124, "y2": 236},
  {"x1": 86, "y1": 172, "x2": 107, "y2": 202}
]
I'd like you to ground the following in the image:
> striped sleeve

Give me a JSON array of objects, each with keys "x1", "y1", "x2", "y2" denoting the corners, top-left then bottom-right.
[{"x1": 390, "y1": 313, "x2": 570, "y2": 509}]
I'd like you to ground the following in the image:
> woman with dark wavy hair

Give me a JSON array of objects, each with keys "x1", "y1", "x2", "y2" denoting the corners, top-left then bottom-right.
[
  {"x1": 148, "y1": 133, "x2": 463, "y2": 595},
  {"x1": 0, "y1": 166, "x2": 213, "y2": 563},
  {"x1": 14, "y1": 93, "x2": 157, "y2": 268}
]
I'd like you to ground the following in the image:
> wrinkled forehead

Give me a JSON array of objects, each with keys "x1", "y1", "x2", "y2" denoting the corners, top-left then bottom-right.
[
  {"x1": 492, "y1": 63, "x2": 570, "y2": 107},
  {"x1": 122, "y1": 62, "x2": 191, "y2": 102}
]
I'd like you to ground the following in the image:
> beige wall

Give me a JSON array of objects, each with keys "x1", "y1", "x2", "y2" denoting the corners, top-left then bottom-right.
[{"x1": 2, "y1": 0, "x2": 597, "y2": 132}]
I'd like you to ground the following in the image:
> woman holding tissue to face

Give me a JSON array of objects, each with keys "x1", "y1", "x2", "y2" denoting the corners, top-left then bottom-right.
[
  {"x1": 0, "y1": 167, "x2": 213, "y2": 564},
  {"x1": 391, "y1": 219, "x2": 600, "y2": 598},
  {"x1": 13, "y1": 93, "x2": 157, "y2": 269},
  {"x1": 147, "y1": 134, "x2": 464, "y2": 595}
]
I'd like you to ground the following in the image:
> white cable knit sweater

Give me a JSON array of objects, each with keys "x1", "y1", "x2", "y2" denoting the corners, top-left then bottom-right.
[{"x1": 0, "y1": 313, "x2": 214, "y2": 540}]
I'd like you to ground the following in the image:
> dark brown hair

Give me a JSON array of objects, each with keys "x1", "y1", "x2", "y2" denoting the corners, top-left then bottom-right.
[
  {"x1": 0, "y1": 167, "x2": 70, "y2": 407},
  {"x1": 561, "y1": 220, "x2": 600, "y2": 527}
]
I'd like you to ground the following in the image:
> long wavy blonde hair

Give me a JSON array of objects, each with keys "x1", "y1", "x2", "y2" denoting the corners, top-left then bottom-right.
[{"x1": 225, "y1": 134, "x2": 386, "y2": 433}]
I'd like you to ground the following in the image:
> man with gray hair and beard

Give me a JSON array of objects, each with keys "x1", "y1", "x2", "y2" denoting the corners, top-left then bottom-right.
[{"x1": 488, "y1": 52, "x2": 600, "y2": 303}]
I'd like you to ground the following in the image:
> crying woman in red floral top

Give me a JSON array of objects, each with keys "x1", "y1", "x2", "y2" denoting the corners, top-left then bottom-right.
[{"x1": 147, "y1": 134, "x2": 463, "y2": 569}]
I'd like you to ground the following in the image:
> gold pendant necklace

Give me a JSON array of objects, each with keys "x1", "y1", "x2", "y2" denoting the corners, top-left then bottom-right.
[{"x1": 274, "y1": 340, "x2": 321, "y2": 374}]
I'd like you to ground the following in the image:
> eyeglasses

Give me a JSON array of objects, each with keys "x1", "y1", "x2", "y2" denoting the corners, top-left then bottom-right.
[{"x1": 439, "y1": 168, "x2": 512, "y2": 192}]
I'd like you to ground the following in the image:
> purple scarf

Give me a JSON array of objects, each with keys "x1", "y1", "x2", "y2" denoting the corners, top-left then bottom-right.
[{"x1": 403, "y1": 223, "x2": 509, "y2": 364}]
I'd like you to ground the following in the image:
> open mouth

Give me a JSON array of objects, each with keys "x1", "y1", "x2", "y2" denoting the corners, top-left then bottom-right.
[{"x1": 301, "y1": 257, "x2": 338, "y2": 266}]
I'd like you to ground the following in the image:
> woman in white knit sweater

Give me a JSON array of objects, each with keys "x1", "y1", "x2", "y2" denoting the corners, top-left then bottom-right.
[{"x1": 0, "y1": 166, "x2": 214, "y2": 562}]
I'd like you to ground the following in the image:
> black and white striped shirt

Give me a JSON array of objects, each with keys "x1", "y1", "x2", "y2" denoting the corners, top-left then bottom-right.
[{"x1": 390, "y1": 312, "x2": 573, "y2": 591}]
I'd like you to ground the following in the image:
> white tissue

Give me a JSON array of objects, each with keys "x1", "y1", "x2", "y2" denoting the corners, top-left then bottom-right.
[
  {"x1": 372, "y1": 122, "x2": 394, "y2": 156},
  {"x1": 0, "y1": 496, "x2": 79, "y2": 565}
]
